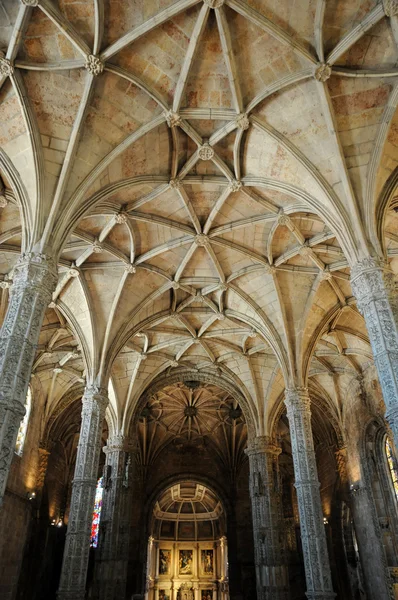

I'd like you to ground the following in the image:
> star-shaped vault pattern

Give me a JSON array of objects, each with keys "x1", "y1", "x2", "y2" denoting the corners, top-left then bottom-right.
[{"x1": 0, "y1": 0, "x2": 398, "y2": 441}]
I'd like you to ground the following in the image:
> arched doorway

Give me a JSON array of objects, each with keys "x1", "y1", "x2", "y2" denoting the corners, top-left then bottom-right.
[{"x1": 146, "y1": 481, "x2": 229, "y2": 600}]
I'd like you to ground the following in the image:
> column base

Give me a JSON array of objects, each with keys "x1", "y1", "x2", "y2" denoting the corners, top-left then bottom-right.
[
  {"x1": 257, "y1": 587, "x2": 289, "y2": 600},
  {"x1": 306, "y1": 593, "x2": 336, "y2": 600},
  {"x1": 57, "y1": 589, "x2": 85, "y2": 600}
]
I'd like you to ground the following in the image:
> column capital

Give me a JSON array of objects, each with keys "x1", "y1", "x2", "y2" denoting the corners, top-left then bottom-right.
[
  {"x1": 12, "y1": 252, "x2": 57, "y2": 295},
  {"x1": 284, "y1": 387, "x2": 311, "y2": 413},
  {"x1": 82, "y1": 385, "x2": 108, "y2": 413},
  {"x1": 104, "y1": 434, "x2": 131, "y2": 453},
  {"x1": 350, "y1": 256, "x2": 397, "y2": 312},
  {"x1": 245, "y1": 435, "x2": 281, "y2": 457}
]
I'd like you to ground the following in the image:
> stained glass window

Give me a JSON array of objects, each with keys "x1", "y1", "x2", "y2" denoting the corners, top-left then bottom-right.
[
  {"x1": 386, "y1": 438, "x2": 398, "y2": 502},
  {"x1": 90, "y1": 476, "x2": 104, "y2": 548},
  {"x1": 15, "y1": 386, "x2": 32, "y2": 456}
]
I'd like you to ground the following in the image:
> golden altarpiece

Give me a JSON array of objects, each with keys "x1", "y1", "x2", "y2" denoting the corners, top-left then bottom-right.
[{"x1": 145, "y1": 483, "x2": 229, "y2": 600}]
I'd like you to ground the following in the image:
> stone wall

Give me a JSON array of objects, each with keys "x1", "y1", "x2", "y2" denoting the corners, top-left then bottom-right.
[
  {"x1": 0, "y1": 489, "x2": 31, "y2": 600},
  {"x1": 0, "y1": 379, "x2": 47, "y2": 600}
]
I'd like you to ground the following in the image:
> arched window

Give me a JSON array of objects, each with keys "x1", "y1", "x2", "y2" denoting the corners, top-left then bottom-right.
[
  {"x1": 385, "y1": 437, "x2": 398, "y2": 502},
  {"x1": 15, "y1": 386, "x2": 32, "y2": 456},
  {"x1": 90, "y1": 476, "x2": 104, "y2": 548}
]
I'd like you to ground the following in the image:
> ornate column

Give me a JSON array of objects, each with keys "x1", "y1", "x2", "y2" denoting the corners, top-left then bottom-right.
[
  {"x1": 57, "y1": 386, "x2": 108, "y2": 600},
  {"x1": 350, "y1": 258, "x2": 398, "y2": 444},
  {"x1": 219, "y1": 536, "x2": 229, "y2": 600},
  {"x1": 245, "y1": 436, "x2": 289, "y2": 600},
  {"x1": 93, "y1": 434, "x2": 135, "y2": 600},
  {"x1": 349, "y1": 485, "x2": 393, "y2": 600},
  {"x1": 284, "y1": 388, "x2": 335, "y2": 600},
  {"x1": 0, "y1": 252, "x2": 57, "y2": 504},
  {"x1": 37, "y1": 445, "x2": 51, "y2": 498}
]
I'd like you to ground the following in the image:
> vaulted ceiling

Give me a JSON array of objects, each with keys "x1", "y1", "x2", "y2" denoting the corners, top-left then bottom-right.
[{"x1": 0, "y1": 0, "x2": 398, "y2": 440}]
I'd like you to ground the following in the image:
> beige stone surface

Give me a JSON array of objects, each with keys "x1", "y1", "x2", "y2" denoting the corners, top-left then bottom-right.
[{"x1": 0, "y1": 0, "x2": 397, "y2": 443}]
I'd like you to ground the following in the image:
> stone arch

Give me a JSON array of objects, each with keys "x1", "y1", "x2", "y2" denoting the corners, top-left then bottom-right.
[{"x1": 127, "y1": 368, "x2": 256, "y2": 443}]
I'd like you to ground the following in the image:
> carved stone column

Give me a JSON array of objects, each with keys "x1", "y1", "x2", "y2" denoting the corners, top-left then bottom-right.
[
  {"x1": 0, "y1": 252, "x2": 57, "y2": 504},
  {"x1": 37, "y1": 445, "x2": 51, "y2": 493},
  {"x1": 245, "y1": 436, "x2": 289, "y2": 600},
  {"x1": 93, "y1": 434, "x2": 135, "y2": 600},
  {"x1": 284, "y1": 388, "x2": 335, "y2": 600},
  {"x1": 349, "y1": 485, "x2": 393, "y2": 600},
  {"x1": 57, "y1": 386, "x2": 108, "y2": 600},
  {"x1": 350, "y1": 258, "x2": 398, "y2": 444},
  {"x1": 219, "y1": 535, "x2": 229, "y2": 600}
]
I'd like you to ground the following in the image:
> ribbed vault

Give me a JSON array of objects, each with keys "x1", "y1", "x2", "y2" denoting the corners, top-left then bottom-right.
[{"x1": 1, "y1": 0, "x2": 398, "y2": 438}]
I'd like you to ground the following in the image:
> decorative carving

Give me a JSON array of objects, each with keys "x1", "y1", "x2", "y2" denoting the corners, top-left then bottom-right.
[
  {"x1": 198, "y1": 143, "x2": 214, "y2": 161},
  {"x1": 245, "y1": 436, "x2": 288, "y2": 599},
  {"x1": 92, "y1": 240, "x2": 103, "y2": 253},
  {"x1": 171, "y1": 281, "x2": 180, "y2": 290},
  {"x1": 115, "y1": 213, "x2": 128, "y2": 224},
  {"x1": 85, "y1": 54, "x2": 104, "y2": 76},
  {"x1": 320, "y1": 270, "x2": 332, "y2": 282},
  {"x1": 299, "y1": 245, "x2": 311, "y2": 258},
  {"x1": 0, "y1": 276, "x2": 11, "y2": 289},
  {"x1": 68, "y1": 267, "x2": 79, "y2": 278},
  {"x1": 228, "y1": 179, "x2": 242, "y2": 193},
  {"x1": 284, "y1": 388, "x2": 335, "y2": 598},
  {"x1": 36, "y1": 447, "x2": 50, "y2": 491},
  {"x1": 21, "y1": 0, "x2": 39, "y2": 5},
  {"x1": 335, "y1": 445, "x2": 348, "y2": 483},
  {"x1": 103, "y1": 464, "x2": 112, "y2": 490},
  {"x1": 94, "y1": 435, "x2": 135, "y2": 598},
  {"x1": 277, "y1": 213, "x2": 290, "y2": 227},
  {"x1": 383, "y1": 0, "x2": 398, "y2": 16},
  {"x1": 0, "y1": 181, "x2": 7, "y2": 207},
  {"x1": 57, "y1": 386, "x2": 109, "y2": 599},
  {"x1": 195, "y1": 234, "x2": 209, "y2": 247},
  {"x1": 169, "y1": 178, "x2": 182, "y2": 189},
  {"x1": 315, "y1": 63, "x2": 331, "y2": 82},
  {"x1": 125, "y1": 264, "x2": 136, "y2": 274},
  {"x1": 177, "y1": 583, "x2": 194, "y2": 600},
  {"x1": 0, "y1": 57, "x2": 13, "y2": 77},
  {"x1": 0, "y1": 253, "x2": 57, "y2": 503},
  {"x1": 350, "y1": 257, "x2": 398, "y2": 444},
  {"x1": 264, "y1": 264, "x2": 276, "y2": 275},
  {"x1": 164, "y1": 110, "x2": 182, "y2": 127},
  {"x1": 235, "y1": 113, "x2": 250, "y2": 130},
  {"x1": 203, "y1": 0, "x2": 225, "y2": 6}
]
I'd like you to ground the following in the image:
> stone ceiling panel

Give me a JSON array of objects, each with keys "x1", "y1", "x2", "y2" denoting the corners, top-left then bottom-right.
[{"x1": 0, "y1": 0, "x2": 397, "y2": 433}]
